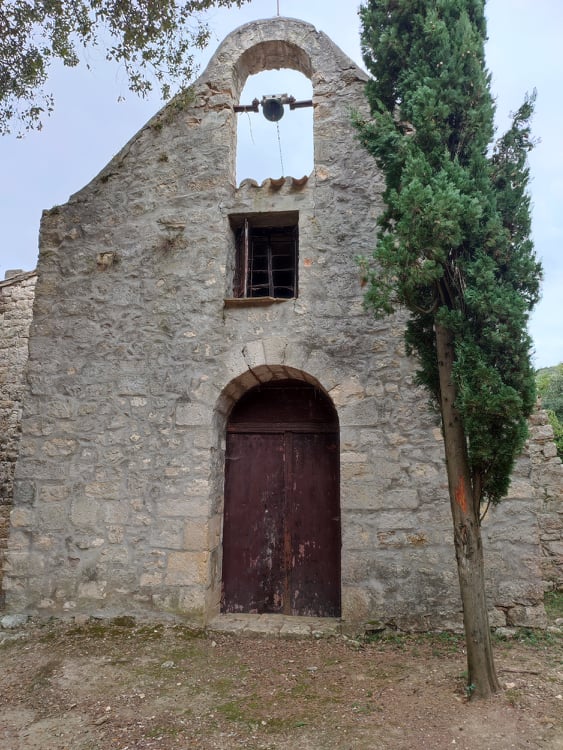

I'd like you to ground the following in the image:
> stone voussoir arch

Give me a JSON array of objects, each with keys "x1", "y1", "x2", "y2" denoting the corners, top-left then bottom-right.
[
  {"x1": 200, "y1": 17, "x2": 363, "y2": 97},
  {"x1": 216, "y1": 362, "x2": 332, "y2": 420}
]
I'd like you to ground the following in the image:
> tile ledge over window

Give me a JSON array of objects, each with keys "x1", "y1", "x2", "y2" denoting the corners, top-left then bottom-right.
[{"x1": 224, "y1": 297, "x2": 294, "y2": 308}]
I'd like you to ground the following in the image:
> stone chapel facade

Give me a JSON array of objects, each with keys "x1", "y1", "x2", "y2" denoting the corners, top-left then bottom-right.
[{"x1": 2, "y1": 19, "x2": 561, "y2": 631}]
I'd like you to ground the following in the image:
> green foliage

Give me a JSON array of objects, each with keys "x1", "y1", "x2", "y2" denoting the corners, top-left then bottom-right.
[
  {"x1": 536, "y1": 364, "x2": 563, "y2": 459},
  {"x1": 545, "y1": 410, "x2": 563, "y2": 460},
  {"x1": 536, "y1": 363, "x2": 563, "y2": 421},
  {"x1": 356, "y1": 0, "x2": 542, "y2": 504},
  {"x1": 464, "y1": 682, "x2": 476, "y2": 698},
  {"x1": 514, "y1": 628, "x2": 556, "y2": 648},
  {"x1": 0, "y1": 0, "x2": 249, "y2": 134}
]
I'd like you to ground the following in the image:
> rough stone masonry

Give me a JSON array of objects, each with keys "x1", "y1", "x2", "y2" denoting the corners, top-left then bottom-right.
[
  {"x1": 0, "y1": 270, "x2": 37, "y2": 607},
  {"x1": 1, "y1": 18, "x2": 561, "y2": 631}
]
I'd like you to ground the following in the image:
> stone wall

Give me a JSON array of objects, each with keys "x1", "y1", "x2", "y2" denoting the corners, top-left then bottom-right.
[
  {"x1": 1, "y1": 18, "x2": 561, "y2": 630},
  {"x1": 0, "y1": 270, "x2": 37, "y2": 606},
  {"x1": 481, "y1": 413, "x2": 561, "y2": 629},
  {"x1": 530, "y1": 410, "x2": 563, "y2": 591}
]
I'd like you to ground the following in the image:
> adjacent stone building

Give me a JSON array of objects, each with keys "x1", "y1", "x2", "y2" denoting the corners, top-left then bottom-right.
[
  {"x1": 0, "y1": 270, "x2": 37, "y2": 607},
  {"x1": 2, "y1": 18, "x2": 561, "y2": 630}
]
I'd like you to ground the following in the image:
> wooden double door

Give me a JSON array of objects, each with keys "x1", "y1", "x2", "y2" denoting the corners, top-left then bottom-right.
[{"x1": 221, "y1": 381, "x2": 341, "y2": 617}]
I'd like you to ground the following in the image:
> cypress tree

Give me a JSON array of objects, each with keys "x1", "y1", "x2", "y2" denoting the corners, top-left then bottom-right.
[{"x1": 356, "y1": 0, "x2": 542, "y2": 698}]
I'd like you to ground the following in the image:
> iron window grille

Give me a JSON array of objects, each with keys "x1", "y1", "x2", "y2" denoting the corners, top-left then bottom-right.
[{"x1": 231, "y1": 213, "x2": 298, "y2": 299}]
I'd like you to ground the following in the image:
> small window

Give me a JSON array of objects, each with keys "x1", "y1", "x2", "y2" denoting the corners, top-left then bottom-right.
[{"x1": 230, "y1": 213, "x2": 298, "y2": 300}]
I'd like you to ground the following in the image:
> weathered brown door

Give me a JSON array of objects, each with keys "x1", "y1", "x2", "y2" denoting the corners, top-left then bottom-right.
[{"x1": 222, "y1": 381, "x2": 340, "y2": 617}]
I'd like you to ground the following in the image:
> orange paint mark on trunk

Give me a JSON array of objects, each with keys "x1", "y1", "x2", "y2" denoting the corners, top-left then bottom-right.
[{"x1": 455, "y1": 475, "x2": 468, "y2": 514}]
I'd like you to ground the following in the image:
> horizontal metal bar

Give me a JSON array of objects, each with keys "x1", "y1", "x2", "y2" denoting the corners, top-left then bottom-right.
[
  {"x1": 234, "y1": 98, "x2": 259, "y2": 113},
  {"x1": 289, "y1": 99, "x2": 313, "y2": 110}
]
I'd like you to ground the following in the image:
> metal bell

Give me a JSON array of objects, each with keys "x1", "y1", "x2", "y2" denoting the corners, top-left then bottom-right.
[{"x1": 261, "y1": 96, "x2": 285, "y2": 122}]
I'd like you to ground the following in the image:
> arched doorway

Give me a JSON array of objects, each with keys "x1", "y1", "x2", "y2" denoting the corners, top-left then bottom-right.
[{"x1": 221, "y1": 380, "x2": 340, "y2": 617}]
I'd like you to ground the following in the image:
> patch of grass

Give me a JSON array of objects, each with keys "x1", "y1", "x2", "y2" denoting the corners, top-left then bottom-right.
[
  {"x1": 37, "y1": 627, "x2": 64, "y2": 644},
  {"x1": 135, "y1": 624, "x2": 165, "y2": 640},
  {"x1": 545, "y1": 591, "x2": 563, "y2": 621},
  {"x1": 66, "y1": 620, "x2": 169, "y2": 643},
  {"x1": 515, "y1": 628, "x2": 556, "y2": 647},
  {"x1": 165, "y1": 643, "x2": 205, "y2": 664},
  {"x1": 352, "y1": 701, "x2": 375, "y2": 715},
  {"x1": 364, "y1": 630, "x2": 463, "y2": 656},
  {"x1": 263, "y1": 717, "x2": 296, "y2": 733},
  {"x1": 492, "y1": 630, "x2": 514, "y2": 645},
  {"x1": 146, "y1": 724, "x2": 182, "y2": 739},
  {"x1": 504, "y1": 688, "x2": 523, "y2": 707},
  {"x1": 216, "y1": 694, "x2": 300, "y2": 733},
  {"x1": 435, "y1": 631, "x2": 462, "y2": 647},
  {"x1": 290, "y1": 681, "x2": 315, "y2": 699},
  {"x1": 322, "y1": 657, "x2": 342, "y2": 666},
  {"x1": 110, "y1": 615, "x2": 137, "y2": 628},
  {"x1": 212, "y1": 677, "x2": 235, "y2": 698},
  {"x1": 364, "y1": 631, "x2": 408, "y2": 649},
  {"x1": 67, "y1": 622, "x2": 109, "y2": 638},
  {"x1": 217, "y1": 698, "x2": 246, "y2": 722},
  {"x1": 171, "y1": 624, "x2": 205, "y2": 640},
  {"x1": 417, "y1": 631, "x2": 463, "y2": 655}
]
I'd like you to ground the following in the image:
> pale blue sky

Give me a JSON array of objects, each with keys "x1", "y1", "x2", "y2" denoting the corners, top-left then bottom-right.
[{"x1": 0, "y1": 0, "x2": 560, "y2": 367}]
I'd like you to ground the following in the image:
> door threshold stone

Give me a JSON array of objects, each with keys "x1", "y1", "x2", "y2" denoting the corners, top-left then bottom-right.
[{"x1": 208, "y1": 613, "x2": 342, "y2": 638}]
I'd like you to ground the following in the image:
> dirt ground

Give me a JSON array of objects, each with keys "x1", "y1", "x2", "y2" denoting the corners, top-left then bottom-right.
[{"x1": 1, "y1": 612, "x2": 562, "y2": 750}]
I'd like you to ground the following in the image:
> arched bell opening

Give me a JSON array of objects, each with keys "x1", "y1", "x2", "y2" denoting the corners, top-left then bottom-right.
[
  {"x1": 236, "y1": 69, "x2": 313, "y2": 184},
  {"x1": 221, "y1": 379, "x2": 341, "y2": 618}
]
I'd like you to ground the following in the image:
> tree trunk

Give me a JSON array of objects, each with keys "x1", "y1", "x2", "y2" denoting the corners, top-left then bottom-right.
[{"x1": 435, "y1": 322, "x2": 500, "y2": 699}]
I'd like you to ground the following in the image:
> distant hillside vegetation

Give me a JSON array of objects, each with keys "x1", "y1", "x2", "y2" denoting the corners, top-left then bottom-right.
[{"x1": 536, "y1": 363, "x2": 563, "y2": 459}]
